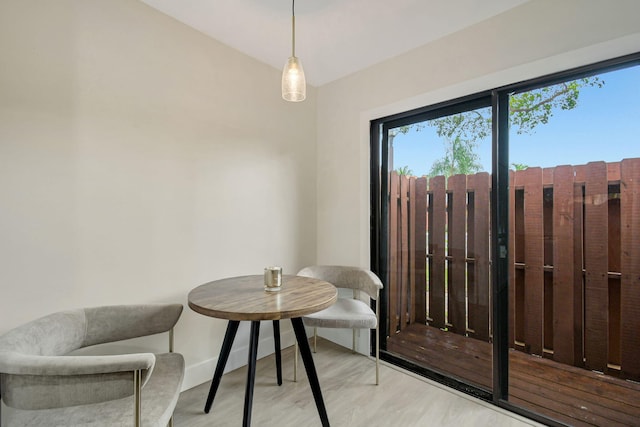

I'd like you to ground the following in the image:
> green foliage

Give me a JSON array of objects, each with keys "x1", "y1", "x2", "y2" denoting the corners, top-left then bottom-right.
[
  {"x1": 509, "y1": 77, "x2": 604, "y2": 135},
  {"x1": 395, "y1": 76, "x2": 604, "y2": 178},
  {"x1": 429, "y1": 109, "x2": 491, "y2": 141},
  {"x1": 391, "y1": 124, "x2": 425, "y2": 136},
  {"x1": 426, "y1": 109, "x2": 490, "y2": 177},
  {"x1": 395, "y1": 165, "x2": 413, "y2": 175},
  {"x1": 428, "y1": 137, "x2": 483, "y2": 177},
  {"x1": 511, "y1": 163, "x2": 529, "y2": 171}
]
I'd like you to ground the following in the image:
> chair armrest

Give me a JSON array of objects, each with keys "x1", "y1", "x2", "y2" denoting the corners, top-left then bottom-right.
[
  {"x1": 0, "y1": 351, "x2": 155, "y2": 376},
  {"x1": 0, "y1": 352, "x2": 156, "y2": 410}
]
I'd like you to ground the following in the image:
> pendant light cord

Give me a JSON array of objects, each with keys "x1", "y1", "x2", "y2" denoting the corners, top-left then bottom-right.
[
  {"x1": 282, "y1": 0, "x2": 305, "y2": 101},
  {"x1": 291, "y1": 0, "x2": 296, "y2": 57}
]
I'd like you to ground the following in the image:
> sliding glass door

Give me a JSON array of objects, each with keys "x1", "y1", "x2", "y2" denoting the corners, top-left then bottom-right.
[
  {"x1": 375, "y1": 96, "x2": 494, "y2": 395},
  {"x1": 506, "y1": 63, "x2": 640, "y2": 427},
  {"x1": 371, "y1": 53, "x2": 640, "y2": 425}
]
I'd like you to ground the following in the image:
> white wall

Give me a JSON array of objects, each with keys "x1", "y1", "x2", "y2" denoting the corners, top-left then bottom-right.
[
  {"x1": 0, "y1": 0, "x2": 317, "y2": 390},
  {"x1": 314, "y1": 0, "x2": 640, "y2": 350}
]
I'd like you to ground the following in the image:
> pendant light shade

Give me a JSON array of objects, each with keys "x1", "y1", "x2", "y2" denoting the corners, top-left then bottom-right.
[
  {"x1": 282, "y1": 56, "x2": 306, "y2": 102},
  {"x1": 282, "y1": 0, "x2": 306, "y2": 102}
]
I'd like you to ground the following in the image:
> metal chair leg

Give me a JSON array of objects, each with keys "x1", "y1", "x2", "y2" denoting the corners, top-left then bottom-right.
[
  {"x1": 375, "y1": 325, "x2": 380, "y2": 385},
  {"x1": 352, "y1": 328, "x2": 356, "y2": 354},
  {"x1": 376, "y1": 296, "x2": 380, "y2": 385},
  {"x1": 134, "y1": 369, "x2": 142, "y2": 427},
  {"x1": 313, "y1": 327, "x2": 317, "y2": 353},
  {"x1": 294, "y1": 340, "x2": 299, "y2": 382}
]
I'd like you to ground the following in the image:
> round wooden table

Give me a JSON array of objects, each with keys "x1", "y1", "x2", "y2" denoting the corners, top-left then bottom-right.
[{"x1": 188, "y1": 275, "x2": 337, "y2": 427}]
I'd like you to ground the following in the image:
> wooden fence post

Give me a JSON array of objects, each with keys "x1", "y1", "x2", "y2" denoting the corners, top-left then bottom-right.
[
  {"x1": 389, "y1": 172, "x2": 399, "y2": 333},
  {"x1": 584, "y1": 161, "x2": 609, "y2": 372},
  {"x1": 552, "y1": 165, "x2": 578, "y2": 364},
  {"x1": 412, "y1": 177, "x2": 427, "y2": 324},
  {"x1": 468, "y1": 172, "x2": 491, "y2": 341},
  {"x1": 448, "y1": 174, "x2": 467, "y2": 335},
  {"x1": 621, "y1": 158, "x2": 640, "y2": 380},
  {"x1": 523, "y1": 167, "x2": 544, "y2": 356},
  {"x1": 428, "y1": 176, "x2": 446, "y2": 329},
  {"x1": 509, "y1": 171, "x2": 516, "y2": 348},
  {"x1": 400, "y1": 175, "x2": 410, "y2": 328}
]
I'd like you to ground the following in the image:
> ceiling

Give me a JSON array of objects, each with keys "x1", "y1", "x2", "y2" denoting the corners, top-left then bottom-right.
[{"x1": 140, "y1": 0, "x2": 528, "y2": 86}]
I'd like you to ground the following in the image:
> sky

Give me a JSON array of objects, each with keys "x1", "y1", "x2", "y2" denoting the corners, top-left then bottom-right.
[{"x1": 391, "y1": 65, "x2": 640, "y2": 176}]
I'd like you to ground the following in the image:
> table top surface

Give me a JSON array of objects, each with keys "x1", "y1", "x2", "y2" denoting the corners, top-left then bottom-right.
[{"x1": 188, "y1": 275, "x2": 337, "y2": 321}]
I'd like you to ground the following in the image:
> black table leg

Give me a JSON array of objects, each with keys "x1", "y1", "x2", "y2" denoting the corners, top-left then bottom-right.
[
  {"x1": 204, "y1": 320, "x2": 240, "y2": 413},
  {"x1": 291, "y1": 317, "x2": 330, "y2": 427},
  {"x1": 273, "y1": 320, "x2": 282, "y2": 386},
  {"x1": 243, "y1": 321, "x2": 261, "y2": 427}
]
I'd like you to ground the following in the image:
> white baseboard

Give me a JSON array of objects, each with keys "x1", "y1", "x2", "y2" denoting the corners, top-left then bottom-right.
[
  {"x1": 182, "y1": 327, "x2": 296, "y2": 391},
  {"x1": 315, "y1": 328, "x2": 370, "y2": 356}
]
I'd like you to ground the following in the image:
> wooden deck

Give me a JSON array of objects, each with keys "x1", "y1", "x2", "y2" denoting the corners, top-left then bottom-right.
[{"x1": 386, "y1": 323, "x2": 640, "y2": 427}]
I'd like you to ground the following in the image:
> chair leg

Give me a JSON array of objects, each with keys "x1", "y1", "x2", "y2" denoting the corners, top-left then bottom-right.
[
  {"x1": 134, "y1": 369, "x2": 142, "y2": 427},
  {"x1": 294, "y1": 340, "x2": 298, "y2": 382},
  {"x1": 376, "y1": 296, "x2": 380, "y2": 385},
  {"x1": 313, "y1": 327, "x2": 317, "y2": 353},
  {"x1": 352, "y1": 328, "x2": 356, "y2": 354},
  {"x1": 375, "y1": 324, "x2": 380, "y2": 385}
]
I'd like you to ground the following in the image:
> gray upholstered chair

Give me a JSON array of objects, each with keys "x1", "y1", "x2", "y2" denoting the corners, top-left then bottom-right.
[
  {"x1": 294, "y1": 265, "x2": 383, "y2": 385},
  {"x1": 0, "y1": 304, "x2": 184, "y2": 427}
]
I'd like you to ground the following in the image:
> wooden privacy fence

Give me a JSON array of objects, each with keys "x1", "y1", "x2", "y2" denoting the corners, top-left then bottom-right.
[{"x1": 388, "y1": 158, "x2": 640, "y2": 381}]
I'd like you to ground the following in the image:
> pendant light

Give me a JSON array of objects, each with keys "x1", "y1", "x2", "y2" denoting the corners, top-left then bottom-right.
[{"x1": 281, "y1": 0, "x2": 306, "y2": 102}]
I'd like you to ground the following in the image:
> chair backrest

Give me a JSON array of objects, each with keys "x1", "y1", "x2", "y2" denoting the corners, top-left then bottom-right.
[
  {"x1": 297, "y1": 265, "x2": 383, "y2": 300},
  {"x1": 0, "y1": 304, "x2": 184, "y2": 360},
  {"x1": 0, "y1": 304, "x2": 183, "y2": 410},
  {"x1": 0, "y1": 310, "x2": 87, "y2": 360},
  {"x1": 83, "y1": 304, "x2": 183, "y2": 347}
]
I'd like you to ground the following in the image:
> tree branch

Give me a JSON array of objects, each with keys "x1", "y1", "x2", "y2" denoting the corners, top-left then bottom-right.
[{"x1": 510, "y1": 83, "x2": 571, "y2": 114}]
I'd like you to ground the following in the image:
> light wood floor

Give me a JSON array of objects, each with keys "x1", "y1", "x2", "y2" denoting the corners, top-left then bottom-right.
[{"x1": 174, "y1": 338, "x2": 543, "y2": 427}]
